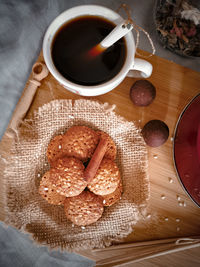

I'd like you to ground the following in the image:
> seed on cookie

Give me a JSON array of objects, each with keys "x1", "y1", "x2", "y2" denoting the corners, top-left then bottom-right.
[
  {"x1": 96, "y1": 131, "x2": 117, "y2": 160},
  {"x1": 50, "y1": 157, "x2": 87, "y2": 197},
  {"x1": 87, "y1": 158, "x2": 120, "y2": 196},
  {"x1": 39, "y1": 171, "x2": 66, "y2": 205},
  {"x1": 102, "y1": 180, "x2": 123, "y2": 206},
  {"x1": 62, "y1": 126, "x2": 99, "y2": 162},
  {"x1": 46, "y1": 135, "x2": 65, "y2": 166},
  {"x1": 64, "y1": 191, "x2": 104, "y2": 226}
]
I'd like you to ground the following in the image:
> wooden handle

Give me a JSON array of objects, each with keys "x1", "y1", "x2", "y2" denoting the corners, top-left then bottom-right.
[
  {"x1": 5, "y1": 62, "x2": 48, "y2": 138},
  {"x1": 6, "y1": 81, "x2": 40, "y2": 135}
]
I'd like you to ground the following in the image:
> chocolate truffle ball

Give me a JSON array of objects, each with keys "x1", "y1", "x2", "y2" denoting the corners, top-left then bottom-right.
[
  {"x1": 142, "y1": 120, "x2": 169, "y2": 147},
  {"x1": 130, "y1": 80, "x2": 156, "y2": 106}
]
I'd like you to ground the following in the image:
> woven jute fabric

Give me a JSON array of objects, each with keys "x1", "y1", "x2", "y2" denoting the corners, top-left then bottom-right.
[{"x1": 2, "y1": 99, "x2": 149, "y2": 251}]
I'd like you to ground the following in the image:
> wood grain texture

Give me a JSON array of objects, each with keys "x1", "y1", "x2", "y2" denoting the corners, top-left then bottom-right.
[
  {"x1": 112, "y1": 247, "x2": 200, "y2": 267},
  {"x1": 1, "y1": 50, "x2": 200, "y2": 244}
]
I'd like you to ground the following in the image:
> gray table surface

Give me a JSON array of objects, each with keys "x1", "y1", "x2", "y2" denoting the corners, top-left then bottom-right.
[{"x1": 0, "y1": 0, "x2": 199, "y2": 266}]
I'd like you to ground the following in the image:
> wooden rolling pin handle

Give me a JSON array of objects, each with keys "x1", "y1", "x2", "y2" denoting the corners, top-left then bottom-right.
[
  {"x1": 29, "y1": 80, "x2": 41, "y2": 87},
  {"x1": 6, "y1": 62, "x2": 49, "y2": 138},
  {"x1": 32, "y1": 62, "x2": 49, "y2": 81}
]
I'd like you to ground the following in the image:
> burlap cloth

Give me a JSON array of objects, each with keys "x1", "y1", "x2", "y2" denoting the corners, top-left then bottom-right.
[{"x1": 2, "y1": 99, "x2": 149, "y2": 251}]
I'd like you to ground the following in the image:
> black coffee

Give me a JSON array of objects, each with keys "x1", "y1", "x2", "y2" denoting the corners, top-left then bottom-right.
[{"x1": 51, "y1": 16, "x2": 126, "y2": 86}]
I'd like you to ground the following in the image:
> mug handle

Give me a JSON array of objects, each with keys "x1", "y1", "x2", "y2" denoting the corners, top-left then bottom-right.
[{"x1": 127, "y1": 58, "x2": 153, "y2": 78}]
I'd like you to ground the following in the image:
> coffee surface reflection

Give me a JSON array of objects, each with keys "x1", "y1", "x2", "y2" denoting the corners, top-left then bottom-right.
[{"x1": 51, "y1": 16, "x2": 126, "y2": 86}]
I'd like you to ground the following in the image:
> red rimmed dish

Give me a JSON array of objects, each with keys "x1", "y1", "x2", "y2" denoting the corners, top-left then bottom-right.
[{"x1": 173, "y1": 93, "x2": 200, "y2": 208}]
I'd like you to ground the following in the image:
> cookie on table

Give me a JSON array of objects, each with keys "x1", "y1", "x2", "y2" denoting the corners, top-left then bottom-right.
[
  {"x1": 87, "y1": 158, "x2": 120, "y2": 196},
  {"x1": 50, "y1": 157, "x2": 87, "y2": 197},
  {"x1": 62, "y1": 126, "x2": 99, "y2": 162},
  {"x1": 102, "y1": 180, "x2": 123, "y2": 207},
  {"x1": 46, "y1": 135, "x2": 65, "y2": 166},
  {"x1": 64, "y1": 191, "x2": 104, "y2": 226},
  {"x1": 39, "y1": 171, "x2": 66, "y2": 205},
  {"x1": 96, "y1": 130, "x2": 117, "y2": 160}
]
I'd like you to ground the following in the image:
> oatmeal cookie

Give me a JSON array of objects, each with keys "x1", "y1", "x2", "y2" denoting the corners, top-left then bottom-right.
[
  {"x1": 64, "y1": 190, "x2": 104, "y2": 226},
  {"x1": 87, "y1": 158, "x2": 120, "y2": 196}
]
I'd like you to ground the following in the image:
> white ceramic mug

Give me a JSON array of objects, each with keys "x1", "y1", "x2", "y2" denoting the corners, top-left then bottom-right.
[{"x1": 43, "y1": 5, "x2": 153, "y2": 96}]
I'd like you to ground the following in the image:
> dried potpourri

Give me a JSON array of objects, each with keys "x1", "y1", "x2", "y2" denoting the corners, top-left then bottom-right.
[{"x1": 155, "y1": 0, "x2": 200, "y2": 57}]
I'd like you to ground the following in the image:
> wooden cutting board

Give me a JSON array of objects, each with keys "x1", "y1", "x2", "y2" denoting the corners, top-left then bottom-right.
[{"x1": 0, "y1": 50, "x2": 200, "y2": 244}]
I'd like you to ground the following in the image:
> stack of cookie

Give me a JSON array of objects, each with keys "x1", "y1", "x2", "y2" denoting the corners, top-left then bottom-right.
[{"x1": 39, "y1": 126, "x2": 122, "y2": 226}]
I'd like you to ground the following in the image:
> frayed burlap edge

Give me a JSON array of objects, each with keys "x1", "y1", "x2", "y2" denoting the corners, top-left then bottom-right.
[{"x1": 1, "y1": 99, "x2": 150, "y2": 251}]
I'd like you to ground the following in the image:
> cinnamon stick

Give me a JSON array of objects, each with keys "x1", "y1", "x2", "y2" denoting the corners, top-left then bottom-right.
[{"x1": 84, "y1": 138, "x2": 108, "y2": 183}]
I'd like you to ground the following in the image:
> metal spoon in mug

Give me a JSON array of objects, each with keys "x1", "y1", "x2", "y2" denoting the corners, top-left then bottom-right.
[{"x1": 87, "y1": 20, "x2": 133, "y2": 58}]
